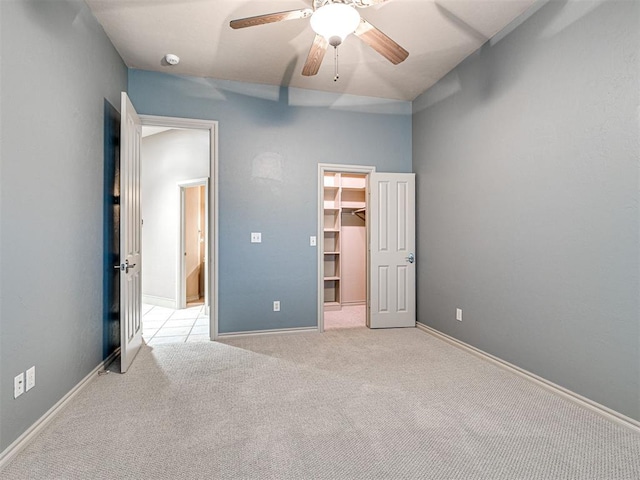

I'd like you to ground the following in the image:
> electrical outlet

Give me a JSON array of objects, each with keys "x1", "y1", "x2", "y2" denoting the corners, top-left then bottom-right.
[
  {"x1": 456, "y1": 308, "x2": 463, "y2": 322},
  {"x1": 14, "y1": 373, "x2": 24, "y2": 398},
  {"x1": 273, "y1": 301, "x2": 280, "y2": 312},
  {"x1": 310, "y1": 236, "x2": 317, "y2": 246},
  {"x1": 251, "y1": 232, "x2": 261, "y2": 243},
  {"x1": 26, "y1": 366, "x2": 35, "y2": 391}
]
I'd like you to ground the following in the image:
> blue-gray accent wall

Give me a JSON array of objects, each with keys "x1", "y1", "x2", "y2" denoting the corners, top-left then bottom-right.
[
  {"x1": 412, "y1": 0, "x2": 639, "y2": 421},
  {"x1": 128, "y1": 70, "x2": 412, "y2": 334},
  {"x1": 0, "y1": 0, "x2": 127, "y2": 453}
]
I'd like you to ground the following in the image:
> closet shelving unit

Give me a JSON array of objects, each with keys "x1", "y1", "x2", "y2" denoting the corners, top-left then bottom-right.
[{"x1": 323, "y1": 172, "x2": 366, "y2": 311}]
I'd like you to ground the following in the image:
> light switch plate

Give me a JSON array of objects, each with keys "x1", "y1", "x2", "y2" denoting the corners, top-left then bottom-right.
[
  {"x1": 456, "y1": 308, "x2": 463, "y2": 321},
  {"x1": 310, "y1": 236, "x2": 317, "y2": 246},
  {"x1": 251, "y1": 232, "x2": 261, "y2": 243},
  {"x1": 26, "y1": 366, "x2": 35, "y2": 391}
]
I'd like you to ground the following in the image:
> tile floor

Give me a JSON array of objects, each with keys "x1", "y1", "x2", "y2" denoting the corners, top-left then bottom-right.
[{"x1": 142, "y1": 303, "x2": 210, "y2": 345}]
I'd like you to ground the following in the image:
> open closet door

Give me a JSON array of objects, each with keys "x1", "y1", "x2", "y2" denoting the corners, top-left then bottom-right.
[
  {"x1": 368, "y1": 173, "x2": 416, "y2": 328},
  {"x1": 119, "y1": 92, "x2": 143, "y2": 372}
]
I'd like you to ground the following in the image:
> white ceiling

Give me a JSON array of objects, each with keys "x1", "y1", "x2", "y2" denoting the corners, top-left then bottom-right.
[{"x1": 86, "y1": 0, "x2": 539, "y2": 101}]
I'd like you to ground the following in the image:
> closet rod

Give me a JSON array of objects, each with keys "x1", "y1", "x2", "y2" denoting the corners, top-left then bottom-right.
[{"x1": 341, "y1": 207, "x2": 366, "y2": 221}]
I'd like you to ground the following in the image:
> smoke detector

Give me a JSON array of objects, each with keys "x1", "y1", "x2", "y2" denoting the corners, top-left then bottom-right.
[{"x1": 164, "y1": 54, "x2": 180, "y2": 66}]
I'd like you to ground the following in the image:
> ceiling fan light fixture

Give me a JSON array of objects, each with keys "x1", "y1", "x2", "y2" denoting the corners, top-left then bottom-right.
[{"x1": 310, "y1": 3, "x2": 361, "y2": 47}]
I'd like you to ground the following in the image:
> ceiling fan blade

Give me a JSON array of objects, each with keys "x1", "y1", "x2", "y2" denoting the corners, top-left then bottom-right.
[
  {"x1": 302, "y1": 34, "x2": 329, "y2": 76},
  {"x1": 230, "y1": 9, "x2": 312, "y2": 29},
  {"x1": 354, "y1": 19, "x2": 409, "y2": 65}
]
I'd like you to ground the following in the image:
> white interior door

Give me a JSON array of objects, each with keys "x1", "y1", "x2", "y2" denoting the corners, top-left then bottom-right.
[
  {"x1": 368, "y1": 173, "x2": 416, "y2": 328},
  {"x1": 119, "y1": 92, "x2": 143, "y2": 372}
]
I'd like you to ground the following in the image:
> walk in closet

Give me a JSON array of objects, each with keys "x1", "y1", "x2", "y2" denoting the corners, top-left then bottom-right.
[{"x1": 323, "y1": 172, "x2": 367, "y2": 312}]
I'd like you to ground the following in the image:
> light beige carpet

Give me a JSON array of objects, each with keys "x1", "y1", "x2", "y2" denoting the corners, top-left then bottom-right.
[
  {"x1": 2, "y1": 327, "x2": 640, "y2": 479},
  {"x1": 324, "y1": 305, "x2": 366, "y2": 330}
]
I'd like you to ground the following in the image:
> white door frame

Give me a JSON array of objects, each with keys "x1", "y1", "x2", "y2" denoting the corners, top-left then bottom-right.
[
  {"x1": 317, "y1": 163, "x2": 376, "y2": 332},
  {"x1": 139, "y1": 114, "x2": 219, "y2": 340},
  {"x1": 177, "y1": 178, "x2": 209, "y2": 310}
]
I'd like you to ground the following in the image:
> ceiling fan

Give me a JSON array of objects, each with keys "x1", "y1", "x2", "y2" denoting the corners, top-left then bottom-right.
[{"x1": 230, "y1": 0, "x2": 409, "y2": 79}]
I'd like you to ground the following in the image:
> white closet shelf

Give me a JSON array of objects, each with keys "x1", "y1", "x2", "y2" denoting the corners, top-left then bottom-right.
[
  {"x1": 324, "y1": 251, "x2": 340, "y2": 255},
  {"x1": 324, "y1": 276, "x2": 340, "y2": 281},
  {"x1": 324, "y1": 228, "x2": 339, "y2": 232}
]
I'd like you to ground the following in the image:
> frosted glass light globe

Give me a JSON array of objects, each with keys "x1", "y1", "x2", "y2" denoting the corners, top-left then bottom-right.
[{"x1": 310, "y1": 3, "x2": 361, "y2": 47}]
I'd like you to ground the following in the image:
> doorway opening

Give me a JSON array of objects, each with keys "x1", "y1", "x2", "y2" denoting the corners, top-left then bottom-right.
[
  {"x1": 178, "y1": 179, "x2": 208, "y2": 310},
  {"x1": 318, "y1": 164, "x2": 375, "y2": 332},
  {"x1": 138, "y1": 116, "x2": 218, "y2": 344}
]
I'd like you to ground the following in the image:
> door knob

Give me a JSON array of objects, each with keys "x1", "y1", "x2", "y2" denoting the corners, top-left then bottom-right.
[{"x1": 406, "y1": 253, "x2": 415, "y2": 264}]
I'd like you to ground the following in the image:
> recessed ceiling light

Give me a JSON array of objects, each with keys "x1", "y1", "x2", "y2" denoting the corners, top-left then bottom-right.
[{"x1": 164, "y1": 54, "x2": 180, "y2": 66}]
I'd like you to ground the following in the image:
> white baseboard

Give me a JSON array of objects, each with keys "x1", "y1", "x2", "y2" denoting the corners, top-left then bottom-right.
[
  {"x1": 415, "y1": 322, "x2": 640, "y2": 434},
  {"x1": 0, "y1": 348, "x2": 121, "y2": 471},
  {"x1": 142, "y1": 294, "x2": 176, "y2": 309},
  {"x1": 218, "y1": 326, "x2": 318, "y2": 338}
]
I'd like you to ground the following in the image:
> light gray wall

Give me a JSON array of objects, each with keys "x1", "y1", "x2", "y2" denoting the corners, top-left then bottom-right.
[
  {"x1": 0, "y1": 0, "x2": 127, "y2": 452},
  {"x1": 412, "y1": 0, "x2": 639, "y2": 420},
  {"x1": 128, "y1": 70, "x2": 412, "y2": 333},
  {"x1": 141, "y1": 129, "x2": 209, "y2": 306}
]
